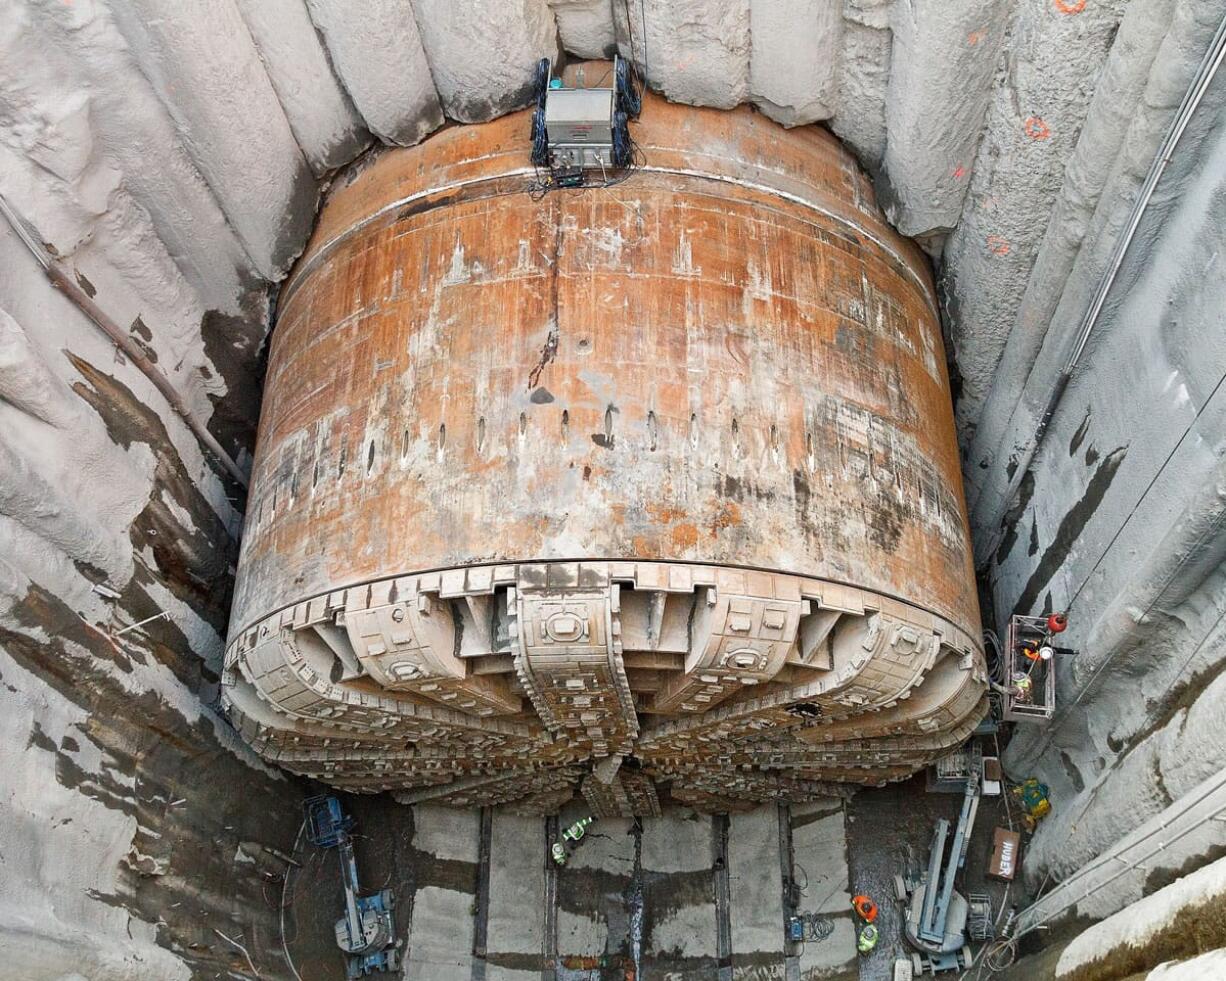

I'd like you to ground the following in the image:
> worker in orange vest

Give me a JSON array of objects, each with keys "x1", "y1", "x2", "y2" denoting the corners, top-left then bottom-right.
[{"x1": 852, "y1": 894, "x2": 878, "y2": 923}]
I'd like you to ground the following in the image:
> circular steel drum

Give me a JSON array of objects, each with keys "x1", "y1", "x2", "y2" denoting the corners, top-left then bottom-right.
[{"x1": 224, "y1": 82, "x2": 984, "y2": 813}]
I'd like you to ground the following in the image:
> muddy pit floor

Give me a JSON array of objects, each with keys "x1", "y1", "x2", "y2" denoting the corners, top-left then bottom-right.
[
  {"x1": 848, "y1": 776, "x2": 1021, "y2": 981},
  {"x1": 279, "y1": 780, "x2": 1024, "y2": 981}
]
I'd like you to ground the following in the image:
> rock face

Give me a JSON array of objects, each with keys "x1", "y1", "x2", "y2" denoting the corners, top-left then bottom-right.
[
  {"x1": 1054, "y1": 854, "x2": 1226, "y2": 979},
  {"x1": 306, "y1": 0, "x2": 443, "y2": 146},
  {"x1": 629, "y1": 0, "x2": 751, "y2": 109},
  {"x1": 412, "y1": 0, "x2": 561, "y2": 122},
  {"x1": 995, "y1": 2, "x2": 1226, "y2": 906},
  {"x1": 749, "y1": 0, "x2": 841, "y2": 126},
  {"x1": 549, "y1": 0, "x2": 618, "y2": 57},
  {"x1": 104, "y1": 0, "x2": 319, "y2": 279},
  {"x1": 234, "y1": 0, "x2": 371, "y2": 174},
  {"x1": 829, "y1": 0, "x2": 893, "y2": 168},
  {"x1": 223, "y1": 92, "x2": 986, "y2": 815},
  {"x1": 943, "y1": 0, "x2": 1130, "y2": 439},
  {"x1": 0, "y1": 174, "x2": 301, "y2": 978},
  {"x1": 880, "y1": 0, "x2": 1012, "y2": 237}
]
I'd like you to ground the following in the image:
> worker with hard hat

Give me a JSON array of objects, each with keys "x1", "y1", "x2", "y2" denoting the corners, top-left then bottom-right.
[
  {"x1": 857, "y1": 922, "x2": 879, "y2": 954},
  {"x1": 852, "y1": 894, "x2": 879, "y2": 923},
  {"x1": 852, "y1": 892, "x2": 879, "y2": 955}
]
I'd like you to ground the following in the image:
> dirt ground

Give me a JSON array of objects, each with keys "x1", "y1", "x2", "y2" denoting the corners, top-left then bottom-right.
[{"x1": 276, "y1": 771, "x2": 1033, "y2": 981}]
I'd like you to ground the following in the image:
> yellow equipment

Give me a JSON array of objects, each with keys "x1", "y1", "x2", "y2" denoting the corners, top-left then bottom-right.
[{"x1": 1013, "y1": 778, "x2": 1051, "y2": 831}]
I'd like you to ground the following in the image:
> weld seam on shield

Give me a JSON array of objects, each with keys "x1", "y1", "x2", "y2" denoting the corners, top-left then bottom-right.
[{"x1": 278, "y1": 166, "x2": 937, "y2": 318}]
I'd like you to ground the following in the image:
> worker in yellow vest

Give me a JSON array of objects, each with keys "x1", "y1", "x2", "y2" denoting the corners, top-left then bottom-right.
[{"x1": 857, "y1": 922, "x2": 879, "y2": 954}]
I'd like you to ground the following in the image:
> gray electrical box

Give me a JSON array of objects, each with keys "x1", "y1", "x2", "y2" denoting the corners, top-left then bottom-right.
[{"x1": 544, "y1": 88, "x2": 615, "y2": 169}]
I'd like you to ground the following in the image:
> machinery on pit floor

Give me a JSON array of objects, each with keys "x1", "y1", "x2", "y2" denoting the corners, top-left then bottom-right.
[
  {"x1": 528, "y1": 56, "x2": 641, "y2": 192},
  {"x1": 895, "y1": 760, "x2": 985, "y2": 975},
  {"x1": 1013, "y1": 777, "x2": 1052, "y2": 831},
  {"x1": 305, "y1": 796, "x2": 400, "y2": 978},
  {"x1": 783, "y1": 875, "x2": 863, "y2": 947},
  {"x1": 881, "y1": 609, "x2": 1065, "y2": 976},
  {"x1": 786, "y1": 911, "x2": 836, "y2": 944}
]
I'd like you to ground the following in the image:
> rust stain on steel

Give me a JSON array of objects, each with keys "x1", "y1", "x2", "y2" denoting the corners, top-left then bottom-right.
[
  {"x1": 238, "y1": 95, "x2": 973, "y2": 634},
  {"x1": 224, "y1": 79, "x2": 985, "y2": 814}
]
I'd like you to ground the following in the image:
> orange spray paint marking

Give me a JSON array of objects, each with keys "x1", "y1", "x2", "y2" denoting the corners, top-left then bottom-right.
[
  {"x1": 967, "y1": 30, "x2": 985, "y2": 45},
  {"x1": 1054, "y1": 0, "x2": 1086, "y2": 13},
  {"x1": 1025, "y1": 117, "x2": 1051, "y2": 140},
  {"x1": 987, "y1": 235, "x2": 1011, "y2": 256},
  {"x1": 953, "y1": 165, "x2": 966, "y2": 180}
]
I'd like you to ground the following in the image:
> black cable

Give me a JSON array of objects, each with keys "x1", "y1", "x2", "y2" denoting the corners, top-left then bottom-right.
[
  {"x1": 613, "y1": 109, "x2": 632, "y2": 167},
  {"x1": 530, "y1": 57, "x2": 551, "y2": 167},
  {"x1": 616, "y1": 56, "x2": 641, "y2": 118}
]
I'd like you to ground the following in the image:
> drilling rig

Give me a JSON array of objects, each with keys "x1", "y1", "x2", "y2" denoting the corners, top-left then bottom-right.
[{"x1": 305, "y1": 796, "x2": 400, "y2": 978}]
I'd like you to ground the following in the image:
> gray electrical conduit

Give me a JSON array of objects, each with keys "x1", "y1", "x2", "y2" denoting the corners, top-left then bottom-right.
[
  {"x1": 0, "y1": 191, "x2": 249, "y2": 489},
  {"x1": 985, "y1": 11, "x2": 1226, "y2": 550}
]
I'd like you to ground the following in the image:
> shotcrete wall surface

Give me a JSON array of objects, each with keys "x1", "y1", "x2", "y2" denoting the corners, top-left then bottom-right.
[
  {"x1": 223, "y1": 87, "x2": 986, "y2": 814},
  {"x1": 997, "y1": 44, "x2": 1226, "y2": 910}
]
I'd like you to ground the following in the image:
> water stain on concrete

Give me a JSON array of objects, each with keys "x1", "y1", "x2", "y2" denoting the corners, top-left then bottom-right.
[
  {"x1": 1069, "y1": 408, "x2": 1091, "y2": 455},
  {"x1": 1013, "y1": 446, "x2": 1127, "y2": 614},
  {"x1": 200, "y1": 293, "x2": 269, "y2": 468},
  {"x1": 2, "y1": 582, "x2": 305, "y2": 979},
  {"x1": 69, "y1": 353, "x2": 238, "y2": 638},
  {"x1": 994, "y1": 468, "x2": 1036, "y2": 567}
]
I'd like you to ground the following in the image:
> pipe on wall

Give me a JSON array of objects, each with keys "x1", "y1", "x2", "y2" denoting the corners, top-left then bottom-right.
[{"x1": 0, "y1": 192, "x2": 250, "y2": 489}]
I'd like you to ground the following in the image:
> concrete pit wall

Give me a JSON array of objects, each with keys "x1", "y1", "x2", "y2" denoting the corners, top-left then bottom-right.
[{"x1": 995, "y1": 19, "x2": 1226, "y2": 908}]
